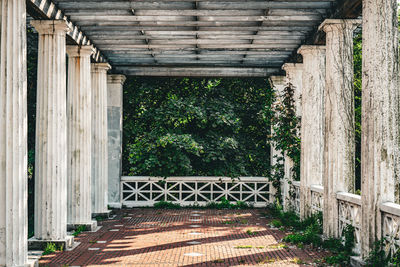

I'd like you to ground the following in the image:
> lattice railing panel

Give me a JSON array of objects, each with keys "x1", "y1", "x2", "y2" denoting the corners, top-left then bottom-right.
[
  {"x1": 337, "y1": 192, "x2": 361, "y2": 254},
  {"x1": 381, "y1": 202, "x2": 400, "y2": 257},
  {"x1": 121, "y1": 176, "x2": 273, "y2": 207},
  {"x1": 310, "y1": 185, "x2": 323, "y2": 214}
]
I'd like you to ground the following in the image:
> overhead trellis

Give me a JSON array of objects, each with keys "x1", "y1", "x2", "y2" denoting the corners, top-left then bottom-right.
[{"x1": 27, "y1": 0, "x2": 361, "y2": 77}]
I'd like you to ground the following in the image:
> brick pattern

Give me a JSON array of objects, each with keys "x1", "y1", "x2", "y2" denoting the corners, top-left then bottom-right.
[{"x1": 39, "y1": 209, "x2": 329, "y2": 266}]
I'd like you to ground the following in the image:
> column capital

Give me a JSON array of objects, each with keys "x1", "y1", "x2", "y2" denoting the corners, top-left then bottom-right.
[
  {"x1": 282, "y1": 63, "x2": 303, "y2": 73},
  {"x1": 66, "y1": 45, "x2": 93, "y2": 57},
  {"x1": 319, "y1": 19, "x2": 362, "y2": 33},
  {"x1": 107, "y1": 74, "x2": 126, "y2": 86},
  {"x1": 91, "y1": 63, "x2": 111, "y2": 73},
  {"x1": 30, "y1": 20, "x2": 70, "y2": 35},
  {"x1": 298, "y1": 45, "x2": 326, "y2": 56}
]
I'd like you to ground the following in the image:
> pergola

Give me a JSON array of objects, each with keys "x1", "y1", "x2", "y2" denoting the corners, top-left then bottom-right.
[{"x1": 0, "y1": 0, "x2": 399, "y2": 266}]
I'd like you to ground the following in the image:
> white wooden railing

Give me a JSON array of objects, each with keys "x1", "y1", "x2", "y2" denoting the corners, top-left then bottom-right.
[
  {"x1": 310, "y1": 185, "x2": 324, "y2": 214},
  {"x1": 337, "y1": 192, "x2": 362, "y2": 254},
  {"x1": 121, "y1": 176, "x2": 274, "y2": 207}
]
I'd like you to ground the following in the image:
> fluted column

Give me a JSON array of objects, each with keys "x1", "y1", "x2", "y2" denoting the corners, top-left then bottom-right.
[
  {"x1": 0, "y1": 0, "x2": 28, "y2": 266},
  {"x1": 29, "y1": 20, "x2": 72, "y2": 247},
  {"x1": 269, "y1": 76, "x2": 286, "y2": 205},
  {"x1": 67, "y1": 46, "x2": 97, "y2": 231},
  {"x1": 91, "y1": 63, "x2": 111, "y2": 217},
  {"x1": 320, "y1": 19, "x2": 360, "y2": 238},
  {"x1": 281, "y1": 63, "x2": 303, "y2": 212},
  {"x1": 107, "y1": 75, "x2": 126, "y2": 208},
  {"x1": 361, "y1": 0, "x2": 399, "y2": 257},
  {"x1": 297, "y1": 45, "x2": 326, "y2": 219}
]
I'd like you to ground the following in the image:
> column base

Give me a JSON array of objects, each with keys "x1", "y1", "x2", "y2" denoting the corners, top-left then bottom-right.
[
  {"x1": 350, "y1": 256, "x2": 366, "y2": 267},
  {"x1": 108, "y1": 202, "x2": 122, "y2": 209},
  {"x1": 92, "y1": 210, "x2": 112, "y2": 219},
  {"x1": 67, "y1": 220, "x2": 98, "y2": 232},
  {"x1": 28, "y1": 235, "x2": 74, "y2": 251}
]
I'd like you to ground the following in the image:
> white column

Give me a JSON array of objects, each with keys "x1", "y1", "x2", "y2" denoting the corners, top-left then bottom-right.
[
  {"x1": 281, "y1": 63, "x2": 303, "y2": 212},
  {"x1": 320, "y1": 19, "x2": 360, "y2": 238},
  {"x1": 66, "y1": 46, "x2": 97, "y2": 230},
  {"x1": 297, "y1": 45, "x2": 326, "y2": 219},
  {"x1": 29, "y1": 20, "x2": 71, "y2": 246},
  {"x1": 91, "y1": 63, "x2": 111, "y2": 216},
  {"x1": 0, "y1": 0, "x2": 28, "y2": 266},
  {"x1": 107, "y1": 75, "x2": 126, "y2": 208},
  {"x1": 269, "y1": 76, "x2": 286, "y2": 205},
  {"x1": 361, "y1": 0, "x2": 399, "y2": 257}
]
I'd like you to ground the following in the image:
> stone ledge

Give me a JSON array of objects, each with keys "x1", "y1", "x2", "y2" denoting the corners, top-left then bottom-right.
[
  {"x1": 27, "y1": 251, "x2": 43, "y2": 267},
  {"x1": 28, "y1": 235, "x2": 74, "y2": 251},
  {"x1": 92, "y1": 210, "x2": 112, "y2": 219},
  {"x1": 67, "y1": 220, "x2": 98, "y2": 232},
  {"x1": 108, "y1": 202, "x2": 122, "y2": 209}
]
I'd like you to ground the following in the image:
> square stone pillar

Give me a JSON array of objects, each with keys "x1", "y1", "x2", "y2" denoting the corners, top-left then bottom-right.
[
  {"x1": 297, "y1": 45, "x2": 326, "y2": 220},
  {"x1": 269, "y1": 76, "x2": 286, "y2": 205},
  {"x1": 91, "y1": 63, "x2": 112, "y2": 217},
  {"x1": 107, "y1": 75, "x2": 126, "y2": 209},
  {"x1": 360, "y1": 0, "x2": 399, "y2": 257},
  {"x1": 0, "y1": 0, "x2": 28, "y2": 266},
  {"x1": 281, "y1": 63, "x2": 303, "y2": 212},
  {"x1": 66, "y1": 46, "x2": 97, "y2": 231},
  {"x1": 28, "y1": 20, "x2": 74, "y2": 251},
  {"x1": 319, "y1": 19, "x2": 361, "y2": 238}
]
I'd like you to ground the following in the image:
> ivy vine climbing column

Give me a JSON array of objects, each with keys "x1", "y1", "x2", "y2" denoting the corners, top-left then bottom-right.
[
  {"x1": 297, "y1": 45, "x2": 326, "y2": 220},
  {"x1": 281, "y1": 63, "x2": 303, "y2": 212},
  {"x1": 320, "y1": 19, "x2": 361, "y2": 238}
]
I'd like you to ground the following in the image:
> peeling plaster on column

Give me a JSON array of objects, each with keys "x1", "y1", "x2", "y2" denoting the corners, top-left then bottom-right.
[
  {"x1": 31, "y1": 20, "x2": 70, "y2": 242},
  {"x1": 320, "y1": 19, "x2": 361, "y2": 238},
  {"x1": 107, "y1": 75, "x2": 126, "y2": 208},
  {"x1": 269, "y1": 76, "x2": 286, "y2": 205},
  {"x1": 67, "y1": 45, "x2": 95, "y2": 226},
  {"x1": 91, "y1": 63, "x2": 111, "y2": 215},
  {"x1": 281, "y1": 63, "x2": 303, "y2": 212},
  {"x1": 298, "y1": 45, "x2": 326, "y2": 220},
  {"x1": 0, "y1": 0, "x2": 28, "y2": 265},
  {"x1": 360, "y1": 0, "x2": 399, "y2": 257}
]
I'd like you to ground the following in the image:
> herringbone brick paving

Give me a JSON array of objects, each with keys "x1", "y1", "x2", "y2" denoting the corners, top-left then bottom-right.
[{"x1": 39, "y1": 209, "x2": 329, "y2": 266}]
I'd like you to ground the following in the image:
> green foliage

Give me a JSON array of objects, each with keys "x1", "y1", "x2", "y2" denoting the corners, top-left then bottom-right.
[
  {"x1": 72, "y1": 225, "x2": 87, "y2": 237},
  {"x1": 364, "y1": 238, "x2": 400, "y2": 267},
  {"x1": 271, "y1": 219, "x2": 283, "y2": 228},
  {"x1": 353, "y1": 33, "x2": 362, "y2": 190},
  {"x1": 271, "y1": 82, "x2": 301, "y2": 182},
  {"x1": 323, "y1": 225, "x2": 355, "y2": 266},
  {"x1": 123, "y1": 77, "x2": 274, "y2": 177},
  {"x1": 153, "y1": 198, "x2": 251, "y2": 210},
  {"x1": 42, "y1": 242, "x2": 63, "y2": 256}
]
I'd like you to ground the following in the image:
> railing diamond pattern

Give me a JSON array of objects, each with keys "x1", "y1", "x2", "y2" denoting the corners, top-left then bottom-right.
[{"x1": 121, "y1": 176, "x2": 273, "y2": 207}]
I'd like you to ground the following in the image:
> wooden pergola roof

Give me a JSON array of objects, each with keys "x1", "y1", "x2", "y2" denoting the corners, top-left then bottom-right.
[{"x1": 27, "y1": 0, "x2": 361, "y2": 77}]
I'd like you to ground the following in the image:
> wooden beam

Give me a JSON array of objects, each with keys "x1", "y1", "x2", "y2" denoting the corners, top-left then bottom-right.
[{"x1": 113, "y1": 66, "x2": 280, "y2": 77}]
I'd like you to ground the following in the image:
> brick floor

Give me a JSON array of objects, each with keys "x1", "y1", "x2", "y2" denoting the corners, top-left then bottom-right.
[{"x1": 39, "y1": 209, "x2": 330, "y2": 266}]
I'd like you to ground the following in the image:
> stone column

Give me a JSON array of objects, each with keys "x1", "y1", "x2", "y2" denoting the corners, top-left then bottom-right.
[
  {"x1": 28, "y1": 20, "x2": 74, "y2": 250},
  {"x1": 91, "y1": 63, "x2": 112, "y2": 217},
  {"x1": 67, "y1": 46, "x2": 97, "y2": 231},
  {"x1": 281, "y1": 63, "x2": 303, "y2": 212},
  {"x1": 269, "y1": 76, "x2": 286, "y2": 205},
  {"x1": 319, "y1": 19, "x2": 360, "y2": 238},
  {"x1": 360, "y1": 0, "x2": 399, "y2": 257},
  {"x1": 0, "y1": 0, "x2": 28, "y2": 266},
  {"x1": 297, "y1": 46, "x2": 326, "y2": 219},
  {"x1": 107, "y1": 75, "x2": 126, "y2": 209}
]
